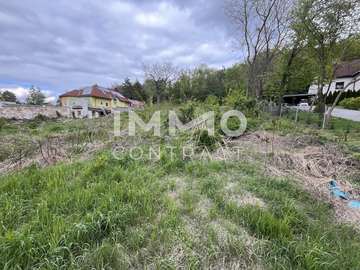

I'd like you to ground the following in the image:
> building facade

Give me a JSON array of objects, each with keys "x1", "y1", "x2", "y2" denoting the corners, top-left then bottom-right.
[
  {"x1": 308, "y1": 59, "x2": 360, "y2": 96},
  {"x1": 59, "y1": 85, "x2": 136, "y2": 118}
]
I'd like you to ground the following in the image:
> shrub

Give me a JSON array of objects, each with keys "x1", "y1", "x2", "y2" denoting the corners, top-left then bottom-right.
[
  {"x1": 34, "y1": 114, "x2": 50, "y2": 122},
  {"x1": 313, "y1": 102, "x2": 325, "y2": 113},
  {"x1": 224, "y1": 88, "x2": 257, "y2": 115},
  {"x1": 204, "y1": 95, "x2": 219, "y2": 106},
  {"x1": 0, "y1": 117, "x2": 7, "y2": 130},
  {"x1": 193, "y1": 129, "x2": 221, "y2": 152},
  {"x1": 27, "y1": 114, "x2": 50, "y2": 129},
  {"x1": 219, "y1": 115, "x2": 245, "y2": 138},
  {"x1": 339, "y1": 97, "x2": 360, "y2": 110},
  {"x1": 178, "y1": 102, "x2": 196, "y2": 123}
]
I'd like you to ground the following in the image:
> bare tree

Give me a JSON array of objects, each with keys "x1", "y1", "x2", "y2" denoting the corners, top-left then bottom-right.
[
  {"x1": 143, "y1": 62, "x2": 178, "y2": 104},
  {"x1": 226, "y1": 0, "x2": 295, "y2": 98}
]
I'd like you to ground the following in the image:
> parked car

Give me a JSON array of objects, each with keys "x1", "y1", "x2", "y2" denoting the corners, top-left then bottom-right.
[{"x1": 298, "y1": 102, "x2": 310, "y2": 111}]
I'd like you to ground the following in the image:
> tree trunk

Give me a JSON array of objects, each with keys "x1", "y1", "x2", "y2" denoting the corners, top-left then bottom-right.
[
  {"x1": 323, "y1": 90, "x2": 343, "y2": 128},
  {"x1": 156, "y1": 94, "x2": 161, "y2": 105},
  {"x1": 276, "y1": 43, "x2": 300, "y2": 115},
  {"x1": 155, "y1": 81, "x2": 161, "y2": 105},
  {"x1": 256, "y1": 76, "x2": 263, "y2": 99},
  {"x1": 316, "y1": 62, "x2": 327, "y2": 114},
  {"x1": 323, "y1": 76, "x2": 360, "y2": 128},
  {"x1": 246, "y1": 63, "x2": 255, "y2": 97}
]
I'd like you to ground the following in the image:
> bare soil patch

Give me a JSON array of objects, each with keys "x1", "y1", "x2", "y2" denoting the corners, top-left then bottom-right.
[{"x1": 226, "y1": 131, "x2": 360, "y2": 228}]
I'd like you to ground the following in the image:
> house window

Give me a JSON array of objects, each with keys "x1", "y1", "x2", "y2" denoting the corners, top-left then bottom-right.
[
  {"x1": 335, "y1": 82, "x2": 344, "y2": 90},
  {"x1": 106, "y1": 102, "x2": 109, "y2": 107}
]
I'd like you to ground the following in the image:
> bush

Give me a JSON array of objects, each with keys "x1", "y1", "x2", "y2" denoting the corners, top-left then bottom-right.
[
  {"x1": 0, "y1": 117, "x2": 7, "y2": 130},
  {"x1": 204, "y1": 95, "x2": 219, "y2": 106},
  {"x1": 27, "y1": 114, "x2": 50, "y2": 129},
  {"x1": 193, "y1": 129, "x2": 221, "y2": 152},
  {"x1": 224, "y1": 88, "x2": 257, "y2": 115},
  {"x1": 219, "y1": 115, "x2": 245, "y2": 138},
  {"x1": 33, "y1": 114, "x2": 50, "y2": 122},
  {"x1": 339, "y1": 97, "x2": 360, "y2": 110},
  {"x1": 178, "y1": 102, "x2": 196, "y2": 123}
]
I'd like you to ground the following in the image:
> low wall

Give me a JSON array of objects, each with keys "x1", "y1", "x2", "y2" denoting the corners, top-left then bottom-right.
[{"x1": 0, "y1": 105, "x2": 71, "y2": 120}]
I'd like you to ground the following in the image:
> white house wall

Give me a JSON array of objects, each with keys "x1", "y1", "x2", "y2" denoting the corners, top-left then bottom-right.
[
  {"x1": 308, "y1": 77, "x2": 360, "y2": 95},
  {"x1": 62, "y1": 97, "x2": 90, "y2": 118}
]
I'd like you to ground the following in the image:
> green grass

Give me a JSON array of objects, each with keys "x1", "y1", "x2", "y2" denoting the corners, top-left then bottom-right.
[
  {"x1": 2, "y1": 150, "x2": 359, "y2": 269},
  {"x1": 264, "y1": 111, "x2": 360, "y2": 160},
  {"x1": 281, "y1": 110, "x2": 360, "y2": 140},
  {"x1": 230, "y1": 168, "x2": 360, "y2": 269},
  {"x1": 1, "y1": 104, "x2": 360, "y2": 269}
]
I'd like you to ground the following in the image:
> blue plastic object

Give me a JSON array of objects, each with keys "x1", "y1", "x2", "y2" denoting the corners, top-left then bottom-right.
[
  {"x1": 348, "y1": 201, "x2": 360, "y2": 209},
  {"x1": 329, "y1": 180, "x2": 360, "y2": 209},
  {"x1": 329, "y1": 180, "x2": 349, "y2": 200}
]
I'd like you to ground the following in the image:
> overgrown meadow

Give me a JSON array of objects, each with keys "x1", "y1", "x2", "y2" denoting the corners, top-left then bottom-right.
[{"x1": 1, "y1": 98, "x2": 360, "y2": 269}]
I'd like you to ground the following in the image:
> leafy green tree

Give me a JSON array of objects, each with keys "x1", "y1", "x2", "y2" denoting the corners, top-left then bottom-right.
[
  {"x1": 112, "y1": 79, "x2": 146, "y2": 101},
  {"x1": 26, "y1": 86, "x2": 45, "y2": 105},
  {"x1": 224, "y1": 64, "x2": 247, "y2": 94},
  {"x1": 264, "y1": 46, "x2": 318, "y2": 100},
  {"x1": 143, "y1": 79, "x2": 156, "y2": 105},
  {"x1": 340, "y1": 35, "x2": 360, "y2": 61},
  {"x1": 298, "y1": 0, "x2": 359, "y2": 113},
  {"x1": 0, "y1": 90, "x2": 17, "y2": 102},
  {"x1": 284, "y1": 48, "x2": 318, "y2": 94},
  {"x1": 171, "y1": 70, "x2": 193, "y2": 102},
  {"x1": 206, "y1": 68, "x2": 226, "y2": 99},
  {"x1": 143, "y1": 62, "x2": 178, "y2": 104},
  {"x1": 190, "y1": 65, "x2": 226, "y2": 101},
  {"x1": 191, "y1": 67, "x2": 208, "y2": 100},
  {"x1": 132, "y1": 80, "x2": 147, "y2": 101},
  {"x1": 169, "y1": 66, "x2": 227, "y2": 102},
  {"x1": 120, "y1": 78, "x2": 134, "y2": 99}
]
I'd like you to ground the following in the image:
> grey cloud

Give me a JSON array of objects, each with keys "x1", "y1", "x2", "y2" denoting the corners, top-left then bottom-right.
[{"x1": 0, "y1": 0, "x2": 237, "y2": 95}]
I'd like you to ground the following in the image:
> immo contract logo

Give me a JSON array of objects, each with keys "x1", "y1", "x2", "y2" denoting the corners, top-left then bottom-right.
[{"x1": 114, "y1": 110, "x2": 247, "y2": 137}]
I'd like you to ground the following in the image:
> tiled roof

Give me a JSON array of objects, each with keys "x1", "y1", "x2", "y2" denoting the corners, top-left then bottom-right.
[
  {"x1": 335, "y1": 59, "x2": 360, "y2": 78},
  {"x1": 60, "y1": 85, "x2": 130, "y2": 103},
  {"x1": 128, "y1": 99, "x2": 145, "y2": 107}
]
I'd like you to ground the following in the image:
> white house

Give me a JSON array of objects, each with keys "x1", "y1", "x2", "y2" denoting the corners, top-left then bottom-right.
[{"x1": 308, "y1": 59, "x2": 360, "y2": 95}]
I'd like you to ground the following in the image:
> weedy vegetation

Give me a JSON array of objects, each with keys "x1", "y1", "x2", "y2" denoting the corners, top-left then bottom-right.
[{"x1": 0, "y1": 101, "x2": 360, "y2": 269}]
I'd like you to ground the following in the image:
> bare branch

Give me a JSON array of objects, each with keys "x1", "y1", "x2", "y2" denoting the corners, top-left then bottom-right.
[
  {"x1": 226, "y1": 0, "x2": 295, "y2": 97},
  {"x1": 143, "y1": 62, "x2": 178, "y2": 104}
]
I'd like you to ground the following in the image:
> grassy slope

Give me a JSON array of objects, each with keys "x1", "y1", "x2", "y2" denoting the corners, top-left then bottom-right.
[
  {"x1": 1, "y1": 107, "x2": 360, "y2": 269},
  {"x1": 1, "y1": 149, "x2": 360, "y2": 269}
]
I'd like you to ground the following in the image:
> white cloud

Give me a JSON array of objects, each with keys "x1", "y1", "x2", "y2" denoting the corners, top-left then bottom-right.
[
  {"x1": 108, "y1": 2, "x2": 135, "y2": 14},
  {"x1": 0, "y1": 87, "x2": 29, "y2": 102},
  {"x1": 45, "y1": 96, "x2": 57, "y2": 104},
  {"x1": 135, "y1": 2, "x2": 191, "y2": 29},
  {"x1": 0, "y1": 87, "x2": 56, "y2": 104},
  {"x1": 135, "y1": 13, "x2": 167, "y2": 27},
  {"x1": 0, "y1": 0, "x2": 235, "y2": 95}
]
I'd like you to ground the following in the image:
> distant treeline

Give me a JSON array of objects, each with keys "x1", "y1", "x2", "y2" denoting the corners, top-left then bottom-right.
[{"x1": 112, "y1": 37, "x2": 360, "y2": 105}]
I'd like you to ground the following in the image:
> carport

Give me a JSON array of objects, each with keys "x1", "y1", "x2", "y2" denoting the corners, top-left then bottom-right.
[{"x1": 283, "y1": 93, "x2": 316, "y2": 105}]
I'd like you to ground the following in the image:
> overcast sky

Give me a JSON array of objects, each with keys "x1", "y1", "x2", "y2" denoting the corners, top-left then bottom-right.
[{"x1": 0, "y1": 0, "x2": 239, "y2": 101}]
